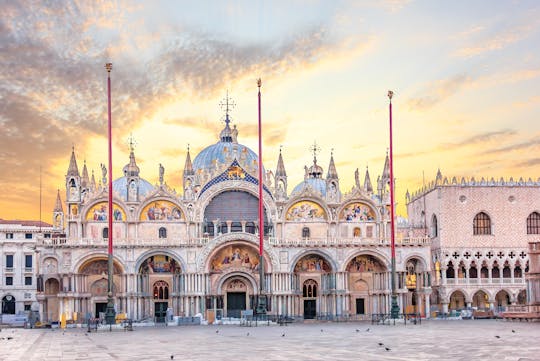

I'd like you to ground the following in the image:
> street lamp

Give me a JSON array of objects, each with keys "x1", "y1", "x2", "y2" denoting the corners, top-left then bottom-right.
[
  {"x1": 255, "y1": 78, "x2": 267, "y2": 317},
  {"x1": 388, "y1": 90, "x2": 400, "y2": 319},
  {"x1": 104, "y1": 63, "x2": 116, "y2": 326}
]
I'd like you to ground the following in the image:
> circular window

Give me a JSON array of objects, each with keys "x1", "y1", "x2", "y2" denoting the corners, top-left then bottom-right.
[
  {"x1": 459, "y1": 195, "x2": 466, "y2": 203},
  {"x1": 508, "y1": 195, "x2": 516, "y2": 203}
]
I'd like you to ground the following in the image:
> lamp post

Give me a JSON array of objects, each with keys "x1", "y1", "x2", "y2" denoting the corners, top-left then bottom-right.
[
  {"x1": 388, "y1": 90, "x2": 400, "y2": 319},
  {"x1": 256, "y1": 78, "x2": 267, "y2": 316},
  {"x1": 105, "y1": 63, "x2": 116, "y2": 325}
]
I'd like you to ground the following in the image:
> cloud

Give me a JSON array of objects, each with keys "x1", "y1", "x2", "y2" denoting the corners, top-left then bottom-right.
[
  {"x1": 454, "y1": 18, "x2": 540, "y2": 58},
  {"x1": 441, "y1": 129, "x2": 516, "y2": 150},
  {"x1": 480, "y1": 137, "x2": 540, "y2": 155},
  {"x1": 517, "y1": 158, "x2": 540, "y2": 168},
  {"x1": 407, "y1": 74, "x2": 472, "y2": 110}
]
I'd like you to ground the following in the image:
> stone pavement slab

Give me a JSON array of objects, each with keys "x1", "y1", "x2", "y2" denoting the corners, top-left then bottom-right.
[{"x1": 0, "y1": 320, "x2": 539, "y2": 361}]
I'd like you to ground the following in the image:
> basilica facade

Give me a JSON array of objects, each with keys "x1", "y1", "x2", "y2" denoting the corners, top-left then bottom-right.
[{"x1": 34, "y1": 113, "x2": 431, "y2": 323}]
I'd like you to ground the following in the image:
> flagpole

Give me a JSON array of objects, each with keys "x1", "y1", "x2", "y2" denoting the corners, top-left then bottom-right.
[
  {"x1": 388, "y1": 90, "x2": 400, "y2": 319},
  {"x1": 256, "y1": 78, "x2": 267, "y2": 316},
  {"x1": 105, "y1": 63, "x2": 116, "y2": 326}
]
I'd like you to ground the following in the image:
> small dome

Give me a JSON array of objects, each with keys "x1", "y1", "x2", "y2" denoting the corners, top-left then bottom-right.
[
  {"x1": 292, "y1": 178, "x2": 327, "y2": 196},
  {"x1": 112, "y1": 177, "x2": 154, "y2": 200}
]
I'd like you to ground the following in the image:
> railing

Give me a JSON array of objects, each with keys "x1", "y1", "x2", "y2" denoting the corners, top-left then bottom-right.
[
  {"x1": 443, "y1": 277, "x2": 525, "y2": 285},
  {"x1": 37, "y1": 235, "x2": 431, "y2": 248}
]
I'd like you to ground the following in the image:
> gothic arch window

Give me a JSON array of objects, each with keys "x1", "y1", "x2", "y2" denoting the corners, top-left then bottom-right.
[
  {"x1": 158, "y1": 227, "x2": 167, "y2": 239},
  {"x1": 153, "y1": 280, "x2": 169, "y2": 300},
  {"x1": 431, "y1": 214, "x2": 438, "y2": 237},
  {"x1": 302, "y1": 279, "x2": 318, "y2": 298},
  {"x1": 302, "y1": 227, "x2": 310, "y2": 239},
  {"x1": 102, "y1": 227, "x2": 109, "y2": 239},
  {"x1": 527, "y1": 212, "x2": 540, "y2": 234},
  {"x1": 473, "y1": 212, "x2": 491, "y2": 235},
  {"x1": 446, "y1": 261, "x2": 455, "y2": 279}
]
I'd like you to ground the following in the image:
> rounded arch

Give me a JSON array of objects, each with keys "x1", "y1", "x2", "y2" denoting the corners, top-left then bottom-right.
[
  {"x1": 196, "y1": 182, "x2": 278, "y2": 224},
  {"x1": 137, "y1": 197, "x2": 186, "y2": 222},
  {"x1": 341, "y1": 250, "x2": 390, "y2": 272},
  {"x1": 337, "y1": 199, "x2": 379, "y2": 222},
  {"x1": 198, "y1": 232, "x2": 278, "y2": 273},
  {"x1": 82, "y1": 199, "x2": 128, "y2": 222},
  {"x1": 448, "y1": 289, "x2": 467, "y2": 310},
  {"x1": 134, "y1": 250, "x2": 186, "y2": 275},
  {"x1": 403, "y1": 254, "x2": 429, "y2": 272},
  {"x1": 73, "y1": 252, "x2": 126, "y2": 275},
  {"x1": 290, "y1": 250, "x2": 337, "y2": 274},
  {"x1": 214, "y1": 271, "x2": 259, "y2": 296},
  {"x1": 205, "y1": 240, "x2": 270, "y2": 274},
  {"x1": 1, "y1": 294, "x2": 16, "y2": 314},
  {"x1": 283, "y1": 198, "x2": 329, "y2": 222},
  {"x1": 44, "y1": 278, "x2": 60, "y2": 294}
]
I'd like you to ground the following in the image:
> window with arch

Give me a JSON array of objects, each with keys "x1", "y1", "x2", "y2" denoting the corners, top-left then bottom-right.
[
  {"x1": 302, "y1": 227, "x2": 310, "y2": 239},
  {"x1": 527, "y1": 212, "x2": 540, "y2": 234},
  {"x1": 353, "y1": 227, "x2": 361, "y2": 238},
  {"x1": 245, "y1": 222, "x2": 255, "y2": 234},
  {"x1": 158, "y1": 227, "x2": 167, "y2": 239},
  {"x1": 302, "y1": 279, "x2": 318, "y2": 298},
  {"x1": 153, "y1": 280, "x2": 169, "y2": 300},
  {"x1": 473, "y1": 212, "x2": 491, "y2": 235},
  {"x1": 102, "y1": 227, "x2": 108, "y2": 239},
  {"x1": 431, "y1": 214, "x2": 438, "y2": 237}
]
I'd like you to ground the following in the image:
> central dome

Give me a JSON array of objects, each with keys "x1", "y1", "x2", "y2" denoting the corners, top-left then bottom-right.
[{"x1": 192, "y1": 122, "x2": 261, "y2": 174}]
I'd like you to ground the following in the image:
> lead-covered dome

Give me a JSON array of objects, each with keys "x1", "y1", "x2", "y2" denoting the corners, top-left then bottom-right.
[
  {"x1": 112, "y1": 176, "x2": 154, "y2": 199},
  {"x1": 292, "y1": 178, "x2": 327, "y2": 196}
]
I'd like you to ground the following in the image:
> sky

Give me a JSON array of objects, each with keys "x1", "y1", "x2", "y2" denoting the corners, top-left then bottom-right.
[{"x1": 1, "y1": 0, "x2": 540, "y2": 221}]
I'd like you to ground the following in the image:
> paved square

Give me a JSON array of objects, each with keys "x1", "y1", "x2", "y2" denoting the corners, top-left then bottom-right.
[{"x1": 1, "y1": 320, "x2": 539, "y2": 361}]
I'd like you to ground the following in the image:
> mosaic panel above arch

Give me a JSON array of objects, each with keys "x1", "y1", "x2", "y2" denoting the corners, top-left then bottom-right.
[
  {"x1": 346, "y1": 255, "x2": 385, "y2": 272},
  {"x1": 139, "y1": 255, "x2": 181, "y2": 274},
  {"x1": 85, "y1": 202, "x2": 126, "y2": 221},
  {"x1": 79, "y1": 259, "x2": 122, "y2": 274},
  {"x1": 140, "y1": 200, "x2": 183, "y2": 221},
  {"x1": 210, "y1": 244, "x2": 261, "y2": 273},
  {"x1": 286, "y1": 201, "x2": 327, "y2": 221},
  {"x1": 340, "y1": 202, "x2": 375, "y2": 222},
  {"x1": 294, "y1": 254, "x2": 332, "y2": 273}
]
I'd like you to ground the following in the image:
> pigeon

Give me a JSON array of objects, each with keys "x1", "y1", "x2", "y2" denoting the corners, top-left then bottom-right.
[
  {"x1": 215, "y1": 330, "x2": 219, "y2": 334},
  {"x1": 170, "y1": 355, "x2": 174, "y2": 360},
  {"x1": 247, "y1": 332, "x2": 250, "y2": 336},
  {"x1": 366, "y1": 328, "x2": 370, "y2": 332},
  {"x1": 320, "y1": 329, "x2": 324, "y2": 332},
  {"x1": 495, "y1": 335, "x2": 500, "y2": 339},
  {"x1": 281, "y1": 333, "x2": 285, "y2": 337},
  {"x1": 385, "y1": 347, "x2": 391, "y2": 351},
  {"x1": 378, "y1": 343, "x2": 384, "y2": 346},
  {"x1": 512, "y1": 330, "x2": 516, "y2": 333},
  {"x1": 7, "y1": 337, "x2": 12, "y2": 340},
  {"x1": 355, "y1": 329, "x2": 360, "y2": 333}
]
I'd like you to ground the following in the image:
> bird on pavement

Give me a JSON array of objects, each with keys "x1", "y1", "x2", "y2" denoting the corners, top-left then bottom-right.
[
  {"x1": 215, "y1": 330, "x2": 219, "y2": 334},
  {"x1": 355, "y1": 329, "x2": 359, "y2": 333},
  {"x1": 495, "y1": 335, "x2": 500, "y2": 339},
  {"x1": 385, "y1": 347, "x2": 391, "y2": 351},
  {"x1": 378, "y1": 342, "x2": 384, "y2": 346},
  {"x1": 512, "y1": 330, "x2": 516, "y2": 333},
  {"x1": 170, "y1": 355, "x2": 174, "y2": 360},
  {"x1": 366, "y1": 328, "x2": 370, "y2": 332},
  {"x1": 281, "y1": 333, "x2": 285, "y2": 337}
]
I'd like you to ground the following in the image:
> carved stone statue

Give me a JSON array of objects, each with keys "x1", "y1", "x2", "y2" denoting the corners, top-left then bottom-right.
[
  {"x1": 355, "y1": 168, "x2": 360, "y2": 189},
  {"x1": 159, "y1": 163, "x2": 165, "y2": 185}
]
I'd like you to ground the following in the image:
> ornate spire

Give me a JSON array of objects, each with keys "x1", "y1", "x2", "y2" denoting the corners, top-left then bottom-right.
[
  {"x1": 326, "y1": 149, "x2": 338, "y2": 180},
  {"x1": 81, "y1": 160, "x2": 89, "y2": 188},
  {"x1": 382, "y1": 149, "x2": 390, "y2": 180},
  {"x1": 91, "y1": 169, "x2": 96, "y2": 190},
  {"x1": 123, "y1": 135, "x2": 140, "y2": 177},
  {"x1": 435, "y1": 168, "x2": 443, "y2": 184},
  {"x1": 307, "y1": 141, "x2": 323, "y2": 178},
  {"x1": 219, "y1": 91, "x2": 236, "y2": 143},
  {"x1": 184, "y1": 144, "x2": 194, "y2": 176},
  {"x1": 54, "y1": 189, "x2": 63, "y2": 212},
  {"x1": 275, "y1": 146, "x2": 287, "y2": 177},
  {"x1": 364, "y1": 166, "x2": 373, "y2": 192},
  {"x1": 67, "y1": 146, "x2": 79, "y2": 177}
]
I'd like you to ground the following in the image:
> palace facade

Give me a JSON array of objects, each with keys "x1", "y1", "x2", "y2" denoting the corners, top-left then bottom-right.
[{"x1": 33, "y1": 113, "x2": 432, "y2": 323}]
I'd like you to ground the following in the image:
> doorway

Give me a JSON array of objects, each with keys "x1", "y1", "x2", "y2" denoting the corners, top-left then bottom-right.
[
  {"x1": 95, "y1": 302, "x2": 107, "y2": 318},
  {"x1": 154, "y1": 302, "x2": 168, "y2": 323},
  {"x1": 304, "y1": 299, "x2": 316, "y2": 319},
  {"x1": 356, "y1": 298, "x2": 365, "y2": 315},
  {"x1": 227, "y1": 292, "x2": 246, "y2": 318}
]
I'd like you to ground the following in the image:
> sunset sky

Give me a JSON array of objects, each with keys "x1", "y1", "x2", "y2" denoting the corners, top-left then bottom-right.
[{"x1": 1, "y1": 1, "x2": 540, "y2": 221}]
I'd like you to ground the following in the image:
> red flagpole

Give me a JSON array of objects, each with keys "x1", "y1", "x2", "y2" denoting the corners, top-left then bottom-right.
[
  {"x1": 257, "y1": 78, "x2": 263, "y2": 257},
  {"x1": 388, "y1": 90, "x2": 399, "y2": 318}
]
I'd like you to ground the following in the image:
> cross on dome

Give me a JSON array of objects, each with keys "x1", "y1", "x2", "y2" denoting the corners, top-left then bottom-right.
[
  {"x1": 219, "y1": 90, "x2": 236, "y2": 126},
  {"x1": 127, "y1": 133, "x2": 137, "y2": 152}
]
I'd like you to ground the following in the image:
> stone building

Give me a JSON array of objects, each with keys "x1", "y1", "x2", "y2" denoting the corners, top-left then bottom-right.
[
  {"x1": 0, "y1": 219, "x2": 53, "y2": 318},
  {"x1": 406, "y1": 171, "x2": 539, "y2": 315},
  {"x1": 34, "y1": 107, "x2": 431, "y2": 323}
]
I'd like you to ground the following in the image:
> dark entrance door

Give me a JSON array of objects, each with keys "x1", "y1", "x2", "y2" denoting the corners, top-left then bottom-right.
[
  {"x1": 1, "y1": 296, "x2": 16, "y2": 314},
  {"x1": 155, "y1": 302, "x2": 168, "y2": 323},
  {"x1": 303, "y1": 299, "x2": 316, "y2": 319},
  {"x1": 356, "y1": 298, "x2": 365, "y2": 315},
  {"x1": 227, "y1": 292, "x2": 246, "y2": 318},
  {"x1": 95, "y1": 302, "x2": 107, "y2": 318}
]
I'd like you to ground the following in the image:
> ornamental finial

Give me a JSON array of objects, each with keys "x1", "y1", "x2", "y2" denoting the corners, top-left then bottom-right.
[
  {"x1": 257, "y1": 78, "x2": 262, "y2": 88},
  {"x1": 105, "y1": 63, "x2": 112, "y2": 73},
  {"x1": 388, "y1": 90, "x2": 394, "y2": 101}
]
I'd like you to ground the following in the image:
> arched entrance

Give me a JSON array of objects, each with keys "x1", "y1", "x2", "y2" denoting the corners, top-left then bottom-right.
[
  {"x1": 345, "y1": 254, "x2": 386, "y2": 316},
  {"x1": 449, "y1": 290, "x2": 466, "y2": 311},
  {"x1": 1, "y1": 295, "x2": 16, "y2": 314},
  {"x1": 293, "y1": 253, "x2": 332, "y2": 319},
  {"x1": 222, "y1": 276, "x2": 253, "y2": 318},
  {"x1": 472, "y1": 290, "x2": 489, "y2": 310},
  {"x1": 138, "y1": 254, "x2": 181, "y2": 320},
  {"x1": 79, "y1": 259, "x2": 123, "y2": 320},
  {"x1": 495, "y1": 290, "x2": 510, "y2": 312},
  {"x1": 44, "y1": 278, "x2": 60, "y2": 321}
]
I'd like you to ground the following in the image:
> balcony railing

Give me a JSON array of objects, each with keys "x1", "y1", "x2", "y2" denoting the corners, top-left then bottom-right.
[
  {"x1": 37, "y1": 235, "x2": 431, "y2": 248},
  {"x1": 444, "y1": 277, "x2": 525, "y2": 286}
]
